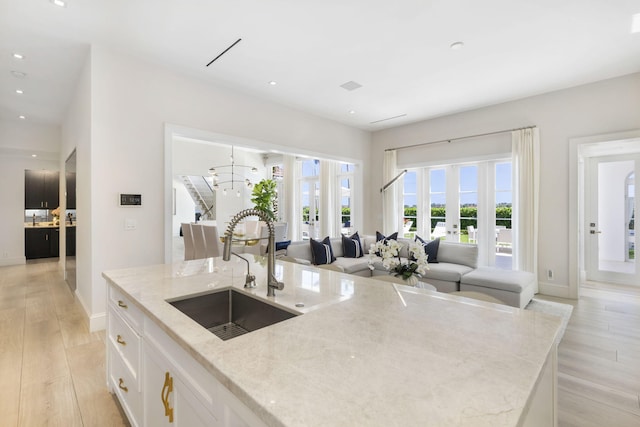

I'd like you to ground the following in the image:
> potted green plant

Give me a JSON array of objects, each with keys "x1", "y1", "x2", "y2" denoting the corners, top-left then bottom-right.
[{"x1": 250, "y1": 179, "x2": 277, "y2": 220}]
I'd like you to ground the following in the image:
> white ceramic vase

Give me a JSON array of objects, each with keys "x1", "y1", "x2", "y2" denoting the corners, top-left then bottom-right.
[{"x1": 403, "y1": 275, "x2": 419, "y2": 287}]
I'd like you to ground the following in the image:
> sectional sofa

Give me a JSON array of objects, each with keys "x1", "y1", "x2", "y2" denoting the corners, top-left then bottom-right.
[{"x1": 283, "y1": 234, "x2": 536, "y2": 308}]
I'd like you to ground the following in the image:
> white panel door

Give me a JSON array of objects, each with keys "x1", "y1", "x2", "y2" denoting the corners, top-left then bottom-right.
[{"x1": 586, "y1": 155, "x2": 638, "y2": 285}]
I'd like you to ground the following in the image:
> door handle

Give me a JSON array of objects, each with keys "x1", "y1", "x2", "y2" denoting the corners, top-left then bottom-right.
[{"x1": 590, "y1": 230, "x2": 602, "y2": 234}]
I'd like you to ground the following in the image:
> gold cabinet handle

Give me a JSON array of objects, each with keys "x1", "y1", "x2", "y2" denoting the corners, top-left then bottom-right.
[
  {"x1": 161, "y1": 372, "x2": 174, "y2": 423},
  {"x1": 117, "y1": 300, "x2": 128, "y2": 309},
  {"x1": 116, "y1": 335, "x2": 126, "y2": 346},
  {"x1": 118, "y1": 378, "x2": 128, "y2": 393}
]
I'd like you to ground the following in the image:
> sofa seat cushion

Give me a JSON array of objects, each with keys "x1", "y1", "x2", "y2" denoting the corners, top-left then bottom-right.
[
  {"x1": 333, "y1": 257, "x2": 371, "y2": 275},
  {"x1": 421, "y1": 262, "x2": 474, "y2": 283},
  {"x1": 460, "y1": 268, "x2": 534, "y2": 293}
]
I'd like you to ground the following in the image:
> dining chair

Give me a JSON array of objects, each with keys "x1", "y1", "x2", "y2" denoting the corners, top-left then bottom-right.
[
  {"x1": 203, "y1": 225, "x2": 223, "y2": 258},
  {"x1": 181, "y1": 223, "x2": 195, "y2": 261},
  {"x1": 191, "y1": 223, "x2": 207, "y2": 259}
]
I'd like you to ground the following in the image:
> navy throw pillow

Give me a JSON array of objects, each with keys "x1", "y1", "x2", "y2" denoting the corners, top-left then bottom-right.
[
  {"x1": 342, "y1": 232, "x2": 363, "y2": 258},
  {"x1": 375, "y1": 231, "x2": 398, "y2": 243},
  {"x1": 310, "y1": 236, "x2": 336, "y2": 265},
  {"x1": 374, "y1": 231, "x2": 398, "y2": 256},
  {"x1": 275, "y1": 240, "x2": 291, "y2": 251},
  {"x1": 415, "y1": 235, "x2": 440, "y2": 263}
]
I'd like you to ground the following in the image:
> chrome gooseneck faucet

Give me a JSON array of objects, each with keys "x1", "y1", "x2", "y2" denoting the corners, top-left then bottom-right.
[{"x1": 223, "y1": 209, "x2": 284, "y2": 297}]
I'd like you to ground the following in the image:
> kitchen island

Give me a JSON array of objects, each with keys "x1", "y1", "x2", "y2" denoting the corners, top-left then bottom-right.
[{"x1": 103, "y1": 256, "x2": 561, "y2": 427}]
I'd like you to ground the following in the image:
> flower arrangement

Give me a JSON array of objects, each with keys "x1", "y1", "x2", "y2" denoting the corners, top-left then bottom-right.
[{"x1": 369, "y1": 239, "x2": 429, "y2": 281}]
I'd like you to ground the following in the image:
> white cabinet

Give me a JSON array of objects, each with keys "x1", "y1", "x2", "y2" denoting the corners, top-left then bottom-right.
[
  {"x1": 142, "y1": 323, "x2": 219, "y2": 427},
  {"x1": 106, "y1": 283, "x2": 267, "y2": 427}
]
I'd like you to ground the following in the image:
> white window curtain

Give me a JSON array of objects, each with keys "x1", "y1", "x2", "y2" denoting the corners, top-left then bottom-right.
[
  {"x1": 382, "y1": 150, "x2": 399, "y2": 235},
  {"x1": 283, "y1": 154, "x2": 297, "y2": 240},
  {"x1": 320, "y1": 160, "x2": 340, "y2": 237},
  {"x1": 512, "y1": 127, "x2": 540, "y2": 290}
]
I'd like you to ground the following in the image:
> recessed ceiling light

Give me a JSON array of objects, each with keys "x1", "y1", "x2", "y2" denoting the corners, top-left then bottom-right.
[
  {"x1": 349, "y1": 110, "x2": 356, "y2": 115},
  {"x1": 269, "y1": 81, "x2": 277, "y2": 86},
  {"x1": 450, "y1": 41, "x2": 465, "y2": 50},
  {"x1": 11, "y1": 70, "x2": 27, "y2": 79},
  {"x1": 16, "y1": 89, "x2": 24, "y2": 94},
  {"x1": 32, "y1": 154, "x2": 37, "y2": 158},
  {"x1": 632, "y1": 13, "x2": 640, "y2": 33},
  {"x1": 50, "y1": 0, "x2": 67, "y2": 7},
  {"x1": 12, "y1": 53, "x2": 24, "y2": 60},
  {"x1": 19, "y1": 115, "x2": 26, "y2": 120}
]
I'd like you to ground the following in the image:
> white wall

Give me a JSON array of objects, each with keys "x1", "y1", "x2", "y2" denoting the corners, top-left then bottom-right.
[
  {"x1": 75, "y1": 46, "x2": 371, "y2": 329},
  {"x1": 370, "y1": 72, "x2": 640, "y2": 296},
  {"x1": 60, "y1": 52, "x2": 92, "y2": 321},
  {"x1": 0, "y1": 120, "x2": 60, "y2": 266}
]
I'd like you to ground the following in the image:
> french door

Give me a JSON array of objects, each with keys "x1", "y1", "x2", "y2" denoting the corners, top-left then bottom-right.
[
  {"x1": 300, "y1": 180, "x2": 320, "y2": 240},
  {"x1": 423, "y1": 161, "x2": 513, "y2": 269},
  {"x1": 585, "y1": 154, "x2": 638, "y2": 285}
]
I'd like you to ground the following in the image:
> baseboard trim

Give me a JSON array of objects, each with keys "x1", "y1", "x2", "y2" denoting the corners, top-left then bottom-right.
[
  {"x1": 89, "y1": 312, "x2": 106, "y2": 332},
  {"x1": 0, "y1": 257, "x2": 26, "y2": 266},
  {"x1": 538, "y1": 281, "x2": 573, "y2": 299}
]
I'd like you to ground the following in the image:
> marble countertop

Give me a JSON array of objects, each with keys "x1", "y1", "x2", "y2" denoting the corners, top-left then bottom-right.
[
  {"x1": 24, "y1": 222, "x2": 76, "y2": 228},
  {"x1": 103, "y1": 256, "x2": 561, "y2": 427}
]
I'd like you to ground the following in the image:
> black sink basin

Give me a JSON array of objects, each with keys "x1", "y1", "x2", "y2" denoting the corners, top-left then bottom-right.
[{"x1": 169, "y1": 289, "x2": 297, "y2": 341}]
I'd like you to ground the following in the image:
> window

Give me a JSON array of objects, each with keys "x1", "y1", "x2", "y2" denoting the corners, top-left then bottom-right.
[
  {"x1": 402, "y1": 171, "x2": 417, "y2": 237},
  {"x1": 299, "y1": 159, "x2": 320, "y2": 239},
  {"x1": 401, "y1": 159, "x2": 514, "y2": 269},
  {"x1": 339, "y1": 163, "x2": 355, "y2": 233}
]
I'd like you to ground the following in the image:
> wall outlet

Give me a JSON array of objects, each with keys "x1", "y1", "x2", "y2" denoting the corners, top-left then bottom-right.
[{"x1": 547, "y1": 269, "x2": 554, "y2": 280}]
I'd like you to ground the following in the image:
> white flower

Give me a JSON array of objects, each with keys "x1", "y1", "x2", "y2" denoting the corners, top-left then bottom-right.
[{"x1": 368, "y1": 239, "x2": 429, "y2": 280}]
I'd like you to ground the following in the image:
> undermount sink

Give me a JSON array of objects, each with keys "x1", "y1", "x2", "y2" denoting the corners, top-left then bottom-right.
[{"x1": 169, "y1": 289, "x2": 298, "y2": 341}]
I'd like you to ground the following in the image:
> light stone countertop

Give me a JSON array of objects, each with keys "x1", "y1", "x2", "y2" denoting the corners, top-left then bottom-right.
[{"x1": 103, "y1": 256, "x2": 561, "y2": 427}]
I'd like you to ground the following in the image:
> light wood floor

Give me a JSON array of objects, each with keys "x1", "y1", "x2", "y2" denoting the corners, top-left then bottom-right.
[
  {"x1": 0, "y1": 260, "x2": 128, "y2": 427},
  {"x1": 1, "y1": 260, "x2": 639, "y2": 426},
  {"x1": 538, "y1": 282, "x2": 640, "y2": 427}
]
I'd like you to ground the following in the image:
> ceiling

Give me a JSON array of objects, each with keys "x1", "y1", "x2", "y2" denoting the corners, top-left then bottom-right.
[{"x1": 1, "y1": 0, "x2": 639, "y2": 132}]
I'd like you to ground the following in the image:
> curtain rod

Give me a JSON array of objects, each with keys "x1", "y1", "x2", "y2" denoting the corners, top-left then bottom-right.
[{"x1": 384, "y1": 125, "x2": 537, "y2": 152}]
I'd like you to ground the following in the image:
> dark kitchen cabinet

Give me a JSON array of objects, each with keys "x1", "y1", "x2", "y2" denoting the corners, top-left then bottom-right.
[
  {"x1": 25, "y1": 169, "x2": 59, "y2": 209},
  {"x1": 25, "y1": 228, "x2": 60, "y2": 259},
  {"x1": 65, "y1": 171, "x2": 76, "y2": 209},
  {"x1": 66, "y1": 227, "x2": 76, "y2": 256}
]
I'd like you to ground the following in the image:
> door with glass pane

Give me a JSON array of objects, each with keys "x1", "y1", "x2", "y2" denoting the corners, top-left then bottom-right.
[
  {"x1": 428, "y1": 165, "x2": 478, "y2": 244},
  {"x1": 300, "y1": 180, "x2": 320, "y2": 240},
  {"x1": 586, "y1": 155, "x2": 638, "y2": 285},
  {"x1": 426, "y1": 162, "x2": 512, "y2": 269}
]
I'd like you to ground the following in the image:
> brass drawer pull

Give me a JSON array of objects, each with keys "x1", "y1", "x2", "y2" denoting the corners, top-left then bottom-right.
[
  {"x1": 118, "y1": 378, "x2": 128, "y2": 393},
  {"x1": 161, "y1": 372, "x2": 174, "y2": 422},
  {"x1": 117, "y1": 300, "x2": 128, "y2": 309},
  {"x1": 116, "y1": 335, "x2": 126, "y2": 346}
]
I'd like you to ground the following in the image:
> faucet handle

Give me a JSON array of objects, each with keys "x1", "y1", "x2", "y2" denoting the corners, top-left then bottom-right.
[{"x1": 270, "y1": 279, "x2": 284, "y2": 291}]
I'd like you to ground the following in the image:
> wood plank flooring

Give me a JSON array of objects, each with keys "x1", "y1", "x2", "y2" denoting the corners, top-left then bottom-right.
[
  {"x1": 538, "y1": 283, "x2": 640, "y2": 427},
  {"x1": 0, "y1": 260, "x2": 128, "y2": 427},
  {"x1": 1, "y1": 260, "x2": 639, "y2": 426}
]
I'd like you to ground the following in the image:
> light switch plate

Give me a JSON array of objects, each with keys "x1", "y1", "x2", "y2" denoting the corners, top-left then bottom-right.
[{"x1": 125, "y1": 219, "x2": 137, "y2": 230}]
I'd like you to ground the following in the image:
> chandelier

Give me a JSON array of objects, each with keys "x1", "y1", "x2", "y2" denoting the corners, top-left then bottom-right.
[{"x1": 208, "y1": 146, "x2": 258, "y2": 197}]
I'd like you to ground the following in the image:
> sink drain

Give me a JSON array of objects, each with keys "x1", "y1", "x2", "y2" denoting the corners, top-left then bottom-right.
[{"x1": 208, "y1": 322, "x2": 249, "y2": 341}]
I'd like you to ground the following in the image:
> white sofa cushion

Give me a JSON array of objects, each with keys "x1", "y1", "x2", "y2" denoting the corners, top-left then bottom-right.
[{"x1": 437, "y1": 242, "x2": 478, "y2": 268}]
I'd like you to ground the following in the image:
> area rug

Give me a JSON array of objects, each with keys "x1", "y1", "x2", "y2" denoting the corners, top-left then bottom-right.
[{"x1": 524, "y1": 298, "x2": 573, "y2": 344}]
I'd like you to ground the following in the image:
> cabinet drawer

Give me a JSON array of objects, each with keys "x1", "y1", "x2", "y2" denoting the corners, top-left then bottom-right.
[
  {"x1": 109, "y1": 346, "x2": 142, "y2": 427},
  {"x1": 109, "y1": 308, "x2": 141, "y2": 382},
  {"x1": 109, "y1": 286, "x2": 143, "y2": 330}
]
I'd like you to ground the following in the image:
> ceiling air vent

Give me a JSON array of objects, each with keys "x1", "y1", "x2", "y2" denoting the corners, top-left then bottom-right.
[{"x1": 340, "y1": 81, "x2": 362, "y2": 91}]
